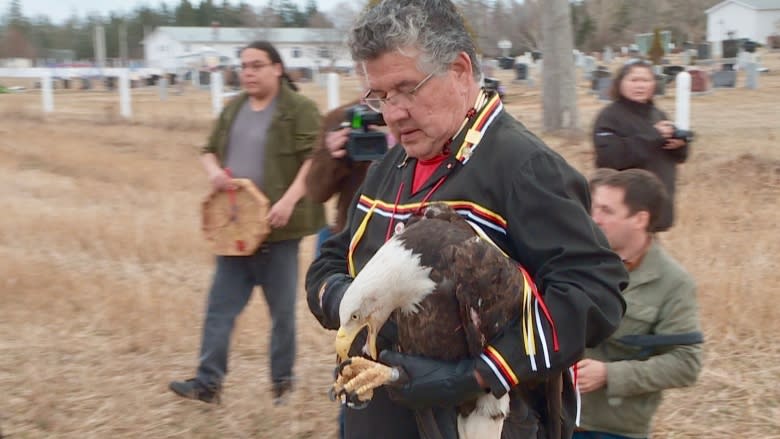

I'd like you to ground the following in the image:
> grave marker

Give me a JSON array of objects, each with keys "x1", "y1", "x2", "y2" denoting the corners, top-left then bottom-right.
[{"x1": 711, "y1": 70, "x2": 737, "y2": 88}]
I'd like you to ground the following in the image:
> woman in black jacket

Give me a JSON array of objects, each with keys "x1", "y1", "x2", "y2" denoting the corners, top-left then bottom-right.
[{"x1": 592, "y1": 61, "x2": 689, "y2": 231}]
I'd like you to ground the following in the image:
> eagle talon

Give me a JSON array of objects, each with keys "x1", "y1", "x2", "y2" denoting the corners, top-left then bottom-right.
[
  {"x1": 345, "y1": 392, "x2": 370, "y2": 410},
  {"x1": 336, "y1": 358, "x2": 354, "y2": 377}
]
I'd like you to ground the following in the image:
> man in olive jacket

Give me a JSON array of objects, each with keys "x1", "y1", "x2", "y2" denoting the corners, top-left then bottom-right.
[
  {"x1": 170, "y1": 41, "x2": 324, "y2": 406},
  {"x1": 576, "y1": 169, "x2": 703, "y2": 439}
]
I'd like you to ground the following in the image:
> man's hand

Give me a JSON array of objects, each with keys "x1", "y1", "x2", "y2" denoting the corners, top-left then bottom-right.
[
  {"x1": 325, "y1": 127, "x2": 350, "y2": 159},
  {"x1": 207, "y1": 168, "x2": 236, "y2": 191},
  {"x1": 654, "y1": 120, "x2": 675, "y2": 139},
  {"x1": 663, "y1": 138, "x2": 686, "y2": 150},
  {"x1": 267, "y1": 196, "x2": 296, "y2": 228},
  {"x1": 577, "y1": 358, "x2": 608, "y2": 393}
]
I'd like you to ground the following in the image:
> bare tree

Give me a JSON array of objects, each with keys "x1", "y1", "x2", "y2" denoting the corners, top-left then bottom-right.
[
  {"x1": 1, "y1": 26, "x2": 36, "y2": 58},
  {"x1": 510, "y1": 0, "x2": 542, "y2": 53},
  {"x1": 327, "y1": 0, "x2": 364, "y2": 31},
  {"x1": 540, "y1": 0, "x2": 579, "y2": 134}
]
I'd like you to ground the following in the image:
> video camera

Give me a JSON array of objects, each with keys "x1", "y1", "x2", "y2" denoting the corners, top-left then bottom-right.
[
  {"x1": 671, "y1": 127, "x2": 694, "y2": 143},
  {"x1": 343, "y1": 104, "x2": 388, "y2": 162}
]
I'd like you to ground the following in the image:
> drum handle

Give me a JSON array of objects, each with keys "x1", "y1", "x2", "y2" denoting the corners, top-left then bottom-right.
[{"x1": 223, "y1": 167, "x2": 246, "y2": 253}]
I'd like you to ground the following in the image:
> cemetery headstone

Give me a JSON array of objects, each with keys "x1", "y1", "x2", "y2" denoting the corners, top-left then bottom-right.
[
  {"x1": 697, "y1": 43, "x2": 711, "y2": 60},
  {"x1": 654, "y1": 74, "x2": 667, "y2": 95},
  {"x1": 662, "y1": 65, "x2": 685, "y2": 81},
  {"x1": 744, "y1": 62, "x2": 758, "y2": 89},
  {"x1": 689, "y1": 69, "x2": 710, "y2": 93},
  {"x1": 531, "y1": 50, "x2": 542, "y2": 62},
  {"x1": 591, "y1": 68, "x2": 611, "y2": 92},
  {"x1": 597, "y1": 77, "x2": 612, "y2": 101},
  {"x1": 743, "y1": 40, "x2": 758, "y2": 53},
  {"x1": 159, "y1": 76, "x2": 168, "y2": 101},
  {"x1": 722, "y1": 39, "x2": 740, "y2": 59},
  {"x1": 498, "y1": 57, "x2": 514, "y2": 70},
  {"x1": 711, "y1": 70, "x2": 737, "y2": 88},
  {"x1": 737, "y1": 50, "x2": 751, "y2": 69},
  {"x1": 604, "y1": 47, "x2": 614, "y2": 64},
  {"x1": 583, "y1": 56, "x2": 597, "y2": 81},
  {"x1": 199, "y1": 70, "x2": 211, "y2": 86},
  {"x1": 515, "y1": 63, "x2": 528, "y2": 80}
]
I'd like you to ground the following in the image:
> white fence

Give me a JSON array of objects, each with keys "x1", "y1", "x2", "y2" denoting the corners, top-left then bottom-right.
[{"x1": 1, "y1": 68, "x2": 342, "y2": 119}]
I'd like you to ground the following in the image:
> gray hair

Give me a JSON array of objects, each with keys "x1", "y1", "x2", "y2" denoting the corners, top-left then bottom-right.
[{"x1": 348, "y1": 0, "x2": 481, "y2": 80}]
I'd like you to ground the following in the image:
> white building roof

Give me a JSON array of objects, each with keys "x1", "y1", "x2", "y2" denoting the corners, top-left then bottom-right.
[
  {"x1": 707, "y1": 0, "x2": 780, "y2": 14},
  {"x1": 146, "y1": 26, "x2": 345, "y2": 45}
]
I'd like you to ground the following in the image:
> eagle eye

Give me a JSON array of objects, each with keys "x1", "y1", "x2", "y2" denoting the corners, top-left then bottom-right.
[{"x1": 350, "y1": 313, "x2": 359, "y2": 321}]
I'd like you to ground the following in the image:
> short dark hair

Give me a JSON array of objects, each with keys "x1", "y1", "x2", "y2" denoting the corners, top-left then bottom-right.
[
  {"x1": 590, "y1": 168, "x2": 669, "y2": 233},
  {"x1": 609, "y1": 60, "x2": 655, "y2": 101},
  {"x1": 241, "y1": 40, "x2": 299, "y2": 91}
]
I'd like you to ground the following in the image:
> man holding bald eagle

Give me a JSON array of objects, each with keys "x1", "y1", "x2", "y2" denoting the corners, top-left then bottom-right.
[{"x1": 305, "y1": 1, "x2": 628, "y2": 438}]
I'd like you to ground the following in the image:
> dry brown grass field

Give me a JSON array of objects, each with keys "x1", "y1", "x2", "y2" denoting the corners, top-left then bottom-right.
[{"x1": 1, "y1": 52, "x2": 779, "y2": 439}]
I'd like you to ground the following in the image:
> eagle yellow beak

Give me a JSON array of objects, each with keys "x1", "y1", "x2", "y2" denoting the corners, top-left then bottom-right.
[{"x1": 335, "y1": 322, "x2": 378, "y2": 362}]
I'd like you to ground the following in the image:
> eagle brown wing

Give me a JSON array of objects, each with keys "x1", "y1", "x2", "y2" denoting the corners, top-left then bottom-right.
[
  {"x1": 393, "y1": 214, "x2": 523, "y2": 362},
  {"x1": 394, "y1": 216, "x2": 475, "y2": 362},
  {"x1": 448, "y1": 235, "x2": 525, "y2": 358}
]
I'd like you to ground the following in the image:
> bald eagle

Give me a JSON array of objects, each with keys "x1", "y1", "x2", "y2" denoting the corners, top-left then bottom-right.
[{"x1": 334, "y1": 203, "x2": 526, "y2": 439}]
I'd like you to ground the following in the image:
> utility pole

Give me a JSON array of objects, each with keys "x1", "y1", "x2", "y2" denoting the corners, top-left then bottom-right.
[
  {"x1": 119, "y1": 21, "x2": 128, "y2": 67},
  {"x1": 94, "y1": 25, "x2": 106, "y2": 69}
]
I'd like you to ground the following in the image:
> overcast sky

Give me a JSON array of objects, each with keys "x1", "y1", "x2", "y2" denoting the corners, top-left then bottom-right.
[{"x1": 8, "y1": 0, "x2": 350, "y2": 22}]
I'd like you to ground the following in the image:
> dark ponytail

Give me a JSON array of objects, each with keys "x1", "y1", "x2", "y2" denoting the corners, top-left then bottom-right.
[
  {"x1": 281, "y1": 72, "x2": 299, "y2": 91},
  {"x1": 242, "y1": 40, "x2": 299, "y2": 92}
]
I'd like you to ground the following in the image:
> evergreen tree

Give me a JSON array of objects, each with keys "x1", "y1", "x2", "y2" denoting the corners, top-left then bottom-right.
[
  {"x1": 197, "y1": 0, "x2": 217, "y2": 26},
  {"x1": 1, "y1": 0, "x2": 35, "y2": 58},
  {"x1": 648, "y1": 27, "x2": 665, "y2": 65},
  {"x1": 277, "y1": 0, "x2": 305, "y2": 27},
  {"x1": 175, "y1": 0, "x2": 198, "y2": 26}
]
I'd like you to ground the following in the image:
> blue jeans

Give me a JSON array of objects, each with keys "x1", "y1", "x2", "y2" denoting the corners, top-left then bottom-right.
[
  {"x1": 573, "y1": 431, "x2": 644, "y2": 439},
  {"x1": 195, "y1": 239, "x2": 301, "y2": 388}
]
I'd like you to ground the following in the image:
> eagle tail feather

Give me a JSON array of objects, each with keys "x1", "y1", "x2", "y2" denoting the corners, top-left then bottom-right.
[{"x1": 457, "y1": 393, "x2": 509, "y2": 439}]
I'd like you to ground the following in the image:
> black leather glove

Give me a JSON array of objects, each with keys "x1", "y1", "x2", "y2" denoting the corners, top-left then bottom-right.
[
  {"x1": 317, "y1": 273, "x2": 352, "y2": 329},
  {"x1": 378, "y1": 350, "x2": 487, "y2": 410}
]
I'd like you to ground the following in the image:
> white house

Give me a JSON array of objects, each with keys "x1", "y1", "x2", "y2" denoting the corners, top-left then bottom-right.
[
  {"x1": 706, "y1": 0, "x2": 780, "y2": 56},
  {"x1": 142, "y1": 26, "x2": 353, "y2": 72}
]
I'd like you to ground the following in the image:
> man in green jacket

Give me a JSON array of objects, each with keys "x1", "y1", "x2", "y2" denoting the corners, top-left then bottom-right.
[
  {"x1": 576, "y1": 168, "x2": 703, "y2": 439},
  {"x1": 170, "y1": 41, "x2": 324, "y2": 406}
]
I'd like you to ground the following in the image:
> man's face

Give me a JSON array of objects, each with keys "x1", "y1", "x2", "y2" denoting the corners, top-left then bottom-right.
[
  {"x1": 240, "y1": 48, "x2": 282, "y2": 98},
  {"x1": 591, "y1": 185, "x2": 645, "y2": 251},
  {"x1": 361, "y1": 49, "x2": 471, "y2": 160}
]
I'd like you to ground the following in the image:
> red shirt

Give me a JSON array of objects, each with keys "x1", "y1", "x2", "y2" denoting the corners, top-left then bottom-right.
[{"x1": 412, "y1": 153, "x2": 448, "y2": 194}]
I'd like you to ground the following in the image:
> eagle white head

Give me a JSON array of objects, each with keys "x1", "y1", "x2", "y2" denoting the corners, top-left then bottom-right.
[{"x1": 335, "y1": 235, "x2": 437, "y2": 362}]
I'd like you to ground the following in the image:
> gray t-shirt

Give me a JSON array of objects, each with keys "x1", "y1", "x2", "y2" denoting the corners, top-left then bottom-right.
[{"x1": 224, "y1": 98, "x2": 277, "y2": 191}]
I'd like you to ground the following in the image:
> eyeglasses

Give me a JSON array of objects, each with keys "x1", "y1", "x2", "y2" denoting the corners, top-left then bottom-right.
[
  {"x1": 240, "y1": 62, "x2": 273, "y2": 73},
  {"x1": 362, "y1": 72, "x2": 435, "y2": 112}
]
